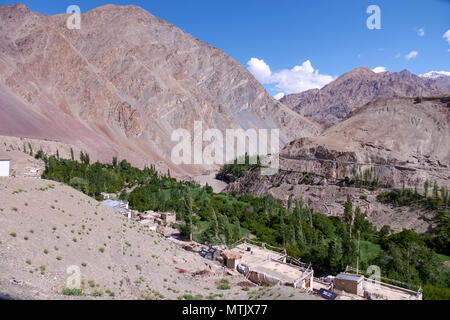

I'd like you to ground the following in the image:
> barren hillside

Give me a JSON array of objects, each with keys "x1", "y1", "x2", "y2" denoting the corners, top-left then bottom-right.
[
  {"x1": 0, "y1": 3, "x2": 321, "y2": 176},
  {"x1": 281, "y1": 67, "x2": 448, "y2": 127},
  {"x1": 0, "y1": 175, "x2": 318, "y2": 300}
]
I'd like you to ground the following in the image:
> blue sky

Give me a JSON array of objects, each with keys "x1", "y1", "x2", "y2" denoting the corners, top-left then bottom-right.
[{"x1": 2, "y1": 0, "x2": 449, "y2": 96}]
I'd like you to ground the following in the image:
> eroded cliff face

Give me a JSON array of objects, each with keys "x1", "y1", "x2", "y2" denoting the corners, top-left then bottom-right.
[
  {"x1": 0, "y1": 4, "x2": 321, "y2": 175},
  {"x1": 280, "y1": 96, "x2": 450, "y2": 188},
  {"x1": 225, "y1": 96, "x2": 450, "y2": 233},
  {"x1": 281, "y1": 67, "x2": 448, "y2": 128}
]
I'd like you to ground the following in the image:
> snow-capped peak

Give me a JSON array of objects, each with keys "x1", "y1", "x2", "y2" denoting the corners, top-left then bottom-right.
[{"x1": 419, "y1": 71, "x2": 450, "y2": 79}]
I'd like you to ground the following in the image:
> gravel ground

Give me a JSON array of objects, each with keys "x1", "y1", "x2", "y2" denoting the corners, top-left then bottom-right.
[{"x1": 0, "y1": 176, "x2": 320, "y2": 301}]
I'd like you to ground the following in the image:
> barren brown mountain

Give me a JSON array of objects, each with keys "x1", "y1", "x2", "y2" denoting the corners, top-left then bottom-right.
[
  {"x1": 0, "y1": 3, "x2": 321, "y2": 176},
  {"x1": 281, "y1": 67, "x2": 448, "y2": 128}
]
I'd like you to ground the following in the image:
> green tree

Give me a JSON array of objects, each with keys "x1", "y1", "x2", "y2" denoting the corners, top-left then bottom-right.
[
  {"x1": 424, "y1": 180, "x2": 429, "y2": 198},
  {"x1": 210, "y1": 208, "x2": 219, "y2": 240},
  {"x1": 343, "y1": 196, "x2": 353, "y2": 225},
  {"x1": 35, "y1": 150, "x2": 45, "y2": 160},
  {"x1": 433, "y1": 181, "x2": 439, "y2": 199},
  {"x1": 328, "y1": 238, "x2": 343, "y2": 275},
  {"x1": 233, "y1": 216, "x2": 241, "y2": 241},
  {"x1": 181, "y1": 187, "x2": 194, "y2": 241}
]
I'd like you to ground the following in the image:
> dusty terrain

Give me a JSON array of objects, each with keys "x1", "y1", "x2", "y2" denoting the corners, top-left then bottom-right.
[
  {"x1": 0, "y1": 175, "x2": 320, "y2": 300},
  {"x1": 191, "y1": 172, "x2": 228, "y2": 193},
  {"x1": 281, "y1": 67, "x2": 448, "y2": 128},
  {"x1": 0, "y1": 3, "x2": 321, "y2": 176},
  {"x1": 0, "y1": 145, "x2": 319, "y2": 300}
]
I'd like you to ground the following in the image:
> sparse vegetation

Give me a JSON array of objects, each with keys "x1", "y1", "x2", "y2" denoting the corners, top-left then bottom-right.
[
  {"x1": 217, "y1": 279, "x2": 230, "y2": 290},
  {"x1": 39, "y1": 155, "x2": 450, "y2": 295},
  {"x1": 61, "y1": 287, "x2": 83, "y2": 296}
]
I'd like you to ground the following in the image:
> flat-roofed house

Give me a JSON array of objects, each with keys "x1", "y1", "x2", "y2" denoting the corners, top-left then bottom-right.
[
  {"x1": 334, "y1": 274, "x2": 364, "y2": 296},
  {"x1": 221, "y1": 250, "x2": 243, "y2": 270},
  {"x1": 225, "y1": 243, "x2": 314, "y2": 291},
  {"x1": 333, "y1": 273, "x2": 422, "y2": 300},
  {"x1": 0, "y1": 153, "x2": 10, "y2": 177}
]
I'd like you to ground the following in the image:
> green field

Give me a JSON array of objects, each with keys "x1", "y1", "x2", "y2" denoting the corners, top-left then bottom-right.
[{"x1": 359, "y1": 240, "x2": 383, "y2": 263}]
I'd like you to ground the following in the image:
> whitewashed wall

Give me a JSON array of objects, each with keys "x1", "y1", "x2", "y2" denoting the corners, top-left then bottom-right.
[{"x1": 0, "y1": 160, "x2": 10, "y2": 177}]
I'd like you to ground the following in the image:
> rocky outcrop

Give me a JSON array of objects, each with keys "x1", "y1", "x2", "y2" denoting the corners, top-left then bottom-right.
[
  {"x1": 225, "y1": 96, "x2": 450, "y2": 233},
  {"x1": 281, "y1": 95, "x2": 450, "y2": 189},
  {"x1": 0, "y1": 4, "x2": 321, "y2": 176},
  {"x1": 225, "y1": 168, "x2": 438, "y2": 234},
  {"x1": 281, "y1": 67, "x2": 448, "y2": 128}
]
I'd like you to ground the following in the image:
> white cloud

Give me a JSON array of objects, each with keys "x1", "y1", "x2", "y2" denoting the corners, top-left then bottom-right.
[
  {"x1": 444, "y1": 30, "x2": 450, "y2": 45},
  {"x1": 372, "y1": 66, "x2": 387, "y2": 73},
  {"x1": 417, "y1": 28, "x2": 425, "y2": 37},
  {"x1": 273, "y1": 93, "x2": 285, "y2": 100},
  {"x1": 405, "y1": 51, "x2": 419, "y2": 60},
  {"x1": 247, "y1": 58, "x2": 334, "y2": 94},
  {"x1": 247, "y1": 58, "x2": 272, "y2": 83}
]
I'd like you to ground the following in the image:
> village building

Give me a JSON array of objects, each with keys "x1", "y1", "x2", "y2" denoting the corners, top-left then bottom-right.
[
  {"x1": 221, "y1": 250, "x2": 243, "y2": 269},
  {"x1": 333, "y1": 274, "x2": 364, "y2": 296},
  {"x1": 318, "y1": 273, "x2": 423, "y2": 300},
  {"x1": 0, "y1": 153, "x2": 11, "y2": 177},
  {"x1": 160, "y1": 212, "x2": 176, "y2": 224},
  {"x1": 223, "y1": 242, "x2": 314, "y2": 291},
  {"x1": 101, "y1": 199, "x2": 133, "y2": 218}
]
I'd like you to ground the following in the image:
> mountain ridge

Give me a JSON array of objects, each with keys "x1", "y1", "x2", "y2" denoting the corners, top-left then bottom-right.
[
  {"x1": 280, "y1": 67, "x2": 448, "y2": 128},
  {"x1": 0, "y1": 3, "x2": 321, "y2": 176}
]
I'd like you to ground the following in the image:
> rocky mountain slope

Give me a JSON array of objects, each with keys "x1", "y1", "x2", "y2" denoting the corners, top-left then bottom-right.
[
  {"x1": 0, "y1": 4, "x2": 321, "y2": 176},
  {"x1": 226, "y1": 96, "x2": 450, "y2": 233},
  {"x1": 281, "y1": 67, "x2": 448, "y2": 127},
  {"x1": 420, "y1": 71, "x2": 450, "y2": 91}
]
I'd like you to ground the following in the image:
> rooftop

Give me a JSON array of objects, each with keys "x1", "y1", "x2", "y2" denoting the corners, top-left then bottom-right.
[
  {"x1": 336, "y1": 274, "x2": 363, "y2": 282},
  {"x1": 234, "y1": 243, "x2": 312, "y2": 284},
  {"x1": 221, "y1": 250, "x2": 243, "y2": 260}
]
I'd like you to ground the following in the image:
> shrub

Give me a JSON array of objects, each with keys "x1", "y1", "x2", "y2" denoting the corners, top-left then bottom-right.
[
  {"x1": 61, "y1": 287, "x2": 83, "y2": 296},
  {"x1": 217, "y1": 279, "x2": 230, "y2": 290},
  {"x1": 91, "y1": 290, "x2": 103, "y2": 297},
  {"x1": 423, "y1": 285, "x2": 450, "y2": 300}
]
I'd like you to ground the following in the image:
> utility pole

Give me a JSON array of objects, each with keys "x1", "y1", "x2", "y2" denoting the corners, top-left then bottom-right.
[{"x1": 356, "y1": 230, "x2": 361, "y2": 275}]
